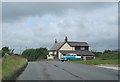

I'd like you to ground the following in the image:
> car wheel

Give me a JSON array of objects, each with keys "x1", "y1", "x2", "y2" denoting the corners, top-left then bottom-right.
[{"x1": 67, "y1": 58, "x2": 70, "y2": 61}]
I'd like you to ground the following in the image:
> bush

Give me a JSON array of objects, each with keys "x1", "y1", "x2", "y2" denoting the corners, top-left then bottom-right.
[
  {"x1": 99, "y1": 51, "x2": 118, "y2": 60},
  {"x1": 22, "y1": 48, "x2": 48, "y2": 61},
  {"x1": 103, "y1": 50, "x2": 112, "y2": 53}
]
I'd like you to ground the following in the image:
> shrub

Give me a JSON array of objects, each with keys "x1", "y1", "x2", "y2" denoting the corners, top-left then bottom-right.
[
  {"x1": 22, "y1": 48, "x2": 48, "y2": 61},
  {"x1": 100, "y1": 51, "x2": 118, "y2": 60}
]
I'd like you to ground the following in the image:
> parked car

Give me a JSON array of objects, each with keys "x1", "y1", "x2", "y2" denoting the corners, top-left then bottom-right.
[
  {"x1": 59, "y1": 57, "x2": 67, "y2": 62},
  {"x1": 60, "y1": 53, "x2": 81, "y2": 61}
]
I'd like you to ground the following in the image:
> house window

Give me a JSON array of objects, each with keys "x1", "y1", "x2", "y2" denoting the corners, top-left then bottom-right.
[
  {"x1": 85, "y1": 47, "x2": 89, "y2": 50},
  {"x1": 81, "y1": 47, "x2": 85, "y2": 50},
  {"x1": 75, "y1": 46, "x2": 86, "y2": 50},
  {"x1": 75, "y1": 46, "x2": 80, "y2": 50}
]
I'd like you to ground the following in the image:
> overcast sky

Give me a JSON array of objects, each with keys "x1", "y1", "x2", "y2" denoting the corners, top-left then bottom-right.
[{"x1": 2, "y1": 2, "x2": 118, "y2": 53}]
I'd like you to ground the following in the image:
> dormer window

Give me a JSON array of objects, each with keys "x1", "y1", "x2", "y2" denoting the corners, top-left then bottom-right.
[
  {"x1": 81, "y1": 47, "x2": 85, "y2": 50},
  {"x1": 75, "y1": 46, "x2": 85, "y2": 50},
  {"x1": 75, "y1": 46, "x2": 80, "y2": 50}
]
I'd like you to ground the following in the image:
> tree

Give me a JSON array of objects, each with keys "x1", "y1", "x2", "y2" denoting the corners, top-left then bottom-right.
[
  {"x1": 1, "y1": 47, "x2": 11, "y2": 57},
  {"x1": 2, "y1": 47, "x2": 15, "y2": 56},
  {"x1": 22, "y1": 48, "x2": 35, "y2": 61},
  {"x1": 2, "y1": 47, "x2": 10, "y2": 54},
  {"x1": 103, "y1": 50, "x2": 112, "y2": 53},
  {"x1": 22, "y1": 48, "x2": 48, "y2": 61},
  {"x1": 35, "y1": 48, "x2": 48, "y2": 59}
]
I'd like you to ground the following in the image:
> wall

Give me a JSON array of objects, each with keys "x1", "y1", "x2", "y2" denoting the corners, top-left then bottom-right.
[
  {"x1": 72, "y1": 47, "x2": 75, "y2": 50},
  {"x1": 49, "y1": 52, "x2": 53, "y2": 55},
  {"x1": 58, "y1": 52, "x2": 63, "y2": 59},
  {"x1": 59, "y1": 43, "x2": 72, "y2": 50}
]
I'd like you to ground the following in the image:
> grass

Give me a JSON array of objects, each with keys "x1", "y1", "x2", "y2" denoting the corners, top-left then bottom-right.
[
  {"x1": 70, "y1": 51, "x2": 119, "y2": 65},
  {"x1": 46, "y1": 59, "x2": 59, "y2": 61},
  {"x1": 0, "y1": 58, "x2": 2, "y2": 81},
  {"x1": 70, "y1": 58, "x2": 118, "y2": 65},
  {"x1": 2, "y1": 55, "x2": 27, "y2": 80}
]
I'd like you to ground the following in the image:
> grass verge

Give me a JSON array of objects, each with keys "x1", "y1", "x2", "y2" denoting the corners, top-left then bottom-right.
[
  {"x1": 2, "y1": 55, "x2": 28, "y2": 81},
  {"x1": 70, "y1": 58, "x2": 118, "y2": 65},
  {"x1": 0, "y1": 58, "x2": 2, "y2": 81}
]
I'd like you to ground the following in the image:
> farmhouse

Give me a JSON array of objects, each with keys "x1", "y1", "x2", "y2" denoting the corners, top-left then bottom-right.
[{"x1": 47, "y1": 37, "x2": 95, "y2": 60}]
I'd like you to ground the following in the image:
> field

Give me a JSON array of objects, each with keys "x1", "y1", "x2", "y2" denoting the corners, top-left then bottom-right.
[
  {"x1": 71, "y1": 51, "x2": 119, "y2": 65},
  {"x1": 2, "y1": 55, "x2": 27, "y2": 80}
]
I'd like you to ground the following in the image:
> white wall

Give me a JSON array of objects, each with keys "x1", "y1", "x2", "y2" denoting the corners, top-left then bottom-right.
[
  {"x1": 58, "y1": 52, "x2": 63, "y2": 59},
  {"x1": 49, "y1": 51, "x2": 53, "y2": 55},
  {"x1": 72, "y1": 47, "x2": 75, "y2": 50},
  {"x1": 60, "y1": 43, "x2": 72, "y2": 50}
]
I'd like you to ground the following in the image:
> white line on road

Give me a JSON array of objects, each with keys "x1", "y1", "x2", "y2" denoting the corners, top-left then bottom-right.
[{"x1": 96, "y1": 65, "x2": 119, "y2": 70}]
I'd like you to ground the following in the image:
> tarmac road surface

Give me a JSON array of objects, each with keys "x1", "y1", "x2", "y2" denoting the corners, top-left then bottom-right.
[{"x1": 17, "y1": 61, "x2": 118, "y2": 80}]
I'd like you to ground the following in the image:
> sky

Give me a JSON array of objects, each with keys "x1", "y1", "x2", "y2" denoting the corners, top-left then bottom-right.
[{"x1": 1, "y1": 2, "x2": 118, "y2": 53}]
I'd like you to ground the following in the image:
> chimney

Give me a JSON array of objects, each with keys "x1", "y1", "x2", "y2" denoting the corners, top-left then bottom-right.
[
  {"x1": 55, "y1": 39, "x2": 57, "y2": 44},
  {"x1": 65, "y1": 36, "x2": 68, "y2": 42}
]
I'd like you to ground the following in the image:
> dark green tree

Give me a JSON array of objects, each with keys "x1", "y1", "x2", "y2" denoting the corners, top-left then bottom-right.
[
  {"x1": 22, "y1": 48, "x2": 35, "y2": 61},
  {"x1": 103, "y1": 50, "x2": 112, "y2": 53},
  {"x1": 2, "y1": 47, "x2": 15, "y2": 56},
  {"x1": 1, "y1": 47, "x2": 12, "y2": 57},
  {"x1": 2, "y1": 47, "x2": 10, "y2": 54},
  {"x1": 35, "y1": 48, "x2": 48, "y2": 59},
  {"x1": 22, "y1": 48, "x2": 48, "y2": 61}
]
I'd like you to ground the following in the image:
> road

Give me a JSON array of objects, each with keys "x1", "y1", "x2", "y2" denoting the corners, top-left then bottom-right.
[{"x1": 17, "y1": 61, "x2": 118, "y2": 80}]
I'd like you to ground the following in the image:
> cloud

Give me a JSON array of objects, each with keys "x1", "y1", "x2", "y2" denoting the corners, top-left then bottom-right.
[
  {"x1": 2, "y1": 2, "x2": 115, "y2": 22},
  {"x1": 0, "y1": 22, "x2": 2, "y2": 49},
  {"x1": 2, "y1": 2, "x2": 118, "y2": 53},
  {"x1": 0, "y1": 3, "x2": 2, "y2": 49}
]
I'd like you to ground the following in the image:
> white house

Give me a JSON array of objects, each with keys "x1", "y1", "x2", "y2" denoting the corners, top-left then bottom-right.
[{"x1": 48, "y1": 37, "x2": 95, "y2": 60}]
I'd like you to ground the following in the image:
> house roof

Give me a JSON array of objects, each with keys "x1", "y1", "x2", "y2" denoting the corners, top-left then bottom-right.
[
  {"x1": 68, "y1": 42, "x2": 89, "y2": 47},
  {"x1": 50, "y1": 42, "x2": 65, "y2": 50},
  {"x1": 50, "y1": 41, "x2": 89, "y2": 51},
  {"x1": 60, "y1": 50, "x2": 94, "y2": 56}
]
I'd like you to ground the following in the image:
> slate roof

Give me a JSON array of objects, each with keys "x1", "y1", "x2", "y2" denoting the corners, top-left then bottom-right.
[
  {"x1": 60, "y1": 50, "x2": 94, "y2": 56},
  {"x1": 50, "y1": 42, "x2": 65, "y2": 50},
  {"x1": 68, "y1": 42, "x2": 89, "y2": 47},
  {"x1": 50, "y1": 41, "x2": 89, "y2": 51}
]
